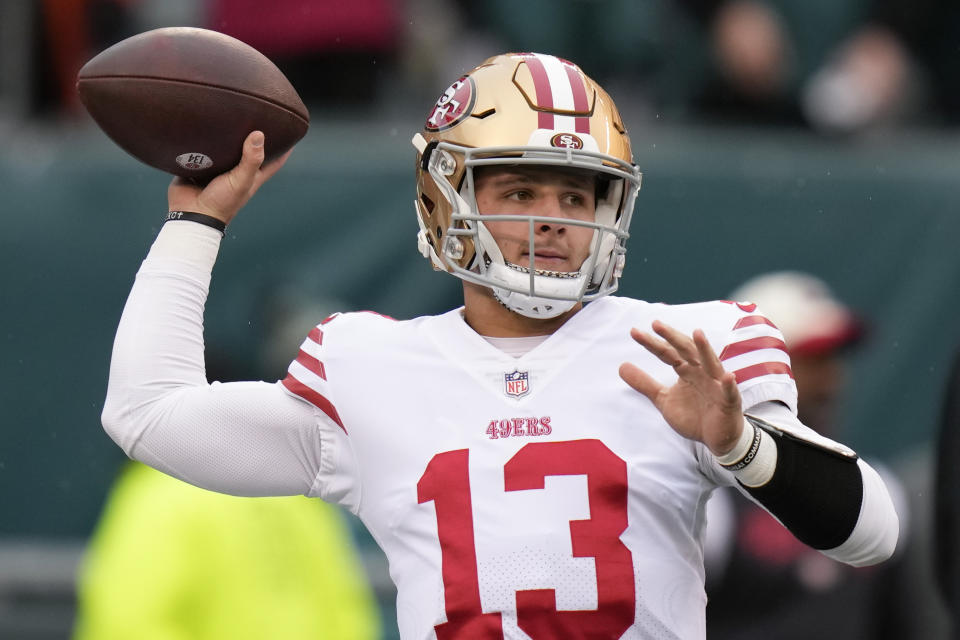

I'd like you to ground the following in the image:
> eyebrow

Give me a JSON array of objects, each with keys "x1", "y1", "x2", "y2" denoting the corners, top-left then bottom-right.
[{"x1": 482, "y1": 171, "x2": 594, "y2": 190}]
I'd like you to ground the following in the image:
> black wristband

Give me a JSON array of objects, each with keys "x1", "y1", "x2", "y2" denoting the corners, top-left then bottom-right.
[{"x1": 165, "y1": 211, "x2": 226, "y2": 236}]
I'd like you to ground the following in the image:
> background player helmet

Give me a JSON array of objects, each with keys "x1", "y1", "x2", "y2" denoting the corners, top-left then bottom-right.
[
  {"x1": 730, "y1": 271, "x2": 864, "y2": 356},
  {"x1": 412, "y1": 52, "x2": 643, "y2": 319}
]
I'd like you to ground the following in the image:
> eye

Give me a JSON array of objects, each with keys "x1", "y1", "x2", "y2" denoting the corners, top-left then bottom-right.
[{"x1": 506, "y1": 189, "x2": 533, "y2": 201}]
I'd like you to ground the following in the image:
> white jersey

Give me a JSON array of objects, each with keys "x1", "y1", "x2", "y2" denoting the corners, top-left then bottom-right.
[
  {"x1": 281, "y1": 297, "x2": 797, "y2": 639},
  {"x1": 103, "y1": 223, "x2": 896, "y2": 640}
]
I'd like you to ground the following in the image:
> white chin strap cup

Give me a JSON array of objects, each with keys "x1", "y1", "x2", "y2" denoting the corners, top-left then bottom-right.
[
  {"x1": 486, "y1": 262, "x2": 585, "y2": 319},
  {"x1": 492, "y1": 287, "x2": 579, "y2": 319}
]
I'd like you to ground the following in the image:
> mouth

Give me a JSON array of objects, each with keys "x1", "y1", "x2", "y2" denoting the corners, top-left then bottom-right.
[
  {"x1": 520, "y1": 250, "x2": 568, "y2": 269},
  {"x1": 508, "y1": 256, "x2": 581, "y2": 279}
]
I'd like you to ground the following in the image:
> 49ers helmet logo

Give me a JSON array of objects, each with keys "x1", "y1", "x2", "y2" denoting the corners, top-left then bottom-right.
[
  {"x1": 425, "y1": 76, "x2": 476, "y2": 132},
  {"x1": 550, "y1": 133, "x2": 584, "y2": 149}
]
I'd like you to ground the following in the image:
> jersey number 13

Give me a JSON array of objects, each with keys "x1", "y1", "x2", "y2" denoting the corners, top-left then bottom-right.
[{"x1": 418, "y1": 439, "x2": 636, "y2": 639}]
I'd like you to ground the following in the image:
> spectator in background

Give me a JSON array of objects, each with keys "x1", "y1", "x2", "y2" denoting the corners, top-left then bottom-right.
[
  {"x1": 704, "y1": 271, "x2": 911, "y2": 639},
  {"x1": 72, "y1": 461, "x2": 381, "y2": 640},
  {"x1": 27, "y1": 0, "x2": 405, "y2": 117},
  {"x1": 458, "y1": 0, "x2": 939, "y2": 132},
  {"x1": 206, "y1": 0, "x2": 403, "y2": 106},
  {"x1": 934, "y1": 349, "x2": 960, "y2": 634},
  {"x1": 29, "y1": 0, "x2": 136, "y2": 117},
  {"x1": 804, "y1": 0, "x2": 960, "y2": 133},
  {"x1": 679, "y1": 0, "x2": 808, "y2": 126},
  {"x1": 676, "y1": 0, "x2": 960, "y2": 133}
]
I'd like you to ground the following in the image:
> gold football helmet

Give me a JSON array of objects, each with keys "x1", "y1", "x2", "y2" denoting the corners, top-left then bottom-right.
[{"x1": 413, "y1": 52, "x2": 642, "y2": 318}]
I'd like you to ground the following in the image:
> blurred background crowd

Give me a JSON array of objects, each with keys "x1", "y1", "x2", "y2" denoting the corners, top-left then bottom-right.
[
  {"x1": 9, "y1": 0, "x2": 960, "y2": 132},
  {"x1": 2, "y1": 0, "x2": 960, "y2": 638}
]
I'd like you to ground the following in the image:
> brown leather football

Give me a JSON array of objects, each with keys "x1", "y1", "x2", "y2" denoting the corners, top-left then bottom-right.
[{"x1": 77, "y1": 27, "x2": 309, "y2": 182}]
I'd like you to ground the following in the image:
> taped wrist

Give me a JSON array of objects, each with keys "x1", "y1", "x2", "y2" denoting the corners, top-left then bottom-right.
[
  {"x1": 716, "y1": 417, "x2": 777, "y2": 487},
  {"x1": 743, "y1": 420, "x2": 863, "y2": 550}
]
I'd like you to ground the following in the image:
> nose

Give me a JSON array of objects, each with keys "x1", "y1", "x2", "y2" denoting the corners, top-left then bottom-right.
[
  {"x1": 538, "y1": 221, "x2": 564, "y2": 235},
  {"x1": 534, "y1": 196, "x2": 568, "y2": 234}
]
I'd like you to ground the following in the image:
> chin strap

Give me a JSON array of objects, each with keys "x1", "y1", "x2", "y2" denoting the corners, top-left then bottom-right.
[
  {"x1": 485, "y1": 260, "x2": 586, "y2": 319},
  {"x1": 492, "y1": 286, "x2": 578, "y2": 319}
]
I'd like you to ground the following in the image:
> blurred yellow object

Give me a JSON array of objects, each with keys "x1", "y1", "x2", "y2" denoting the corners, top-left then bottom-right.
[{"x1": 72, "y1": 462, "x2": 380, "y2": 640}]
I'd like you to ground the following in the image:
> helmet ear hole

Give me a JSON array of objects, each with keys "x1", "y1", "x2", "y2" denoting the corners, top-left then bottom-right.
[{"x1": 420, "y1": 193, "x2": 435, "y2": 214}]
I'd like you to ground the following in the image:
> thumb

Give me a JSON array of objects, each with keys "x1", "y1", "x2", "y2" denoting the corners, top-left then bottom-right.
[
  {"x1": 194, "y1": 131, "x2": 266, "y2": 223},
  {"x1": 231, "y1": 131, "x2": 266, "y2": 187}
]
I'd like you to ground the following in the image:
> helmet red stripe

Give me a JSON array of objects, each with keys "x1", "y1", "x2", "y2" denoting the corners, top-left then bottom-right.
[
  {"x1": 563, "y1": 63, "x2": 591, "y2": 133},
  {"x1": 523, "y1": 55, "x2": 555, "y2": 129}
]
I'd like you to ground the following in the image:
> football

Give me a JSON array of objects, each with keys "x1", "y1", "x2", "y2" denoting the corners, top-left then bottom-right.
[{"x1": 77, "y1": 27, "x2": 309, "y2": 182}]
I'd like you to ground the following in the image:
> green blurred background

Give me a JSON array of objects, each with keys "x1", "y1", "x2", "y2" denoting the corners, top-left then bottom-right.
[{"x1": 4, "y1": 0, "x2": 960, "y2": 637}]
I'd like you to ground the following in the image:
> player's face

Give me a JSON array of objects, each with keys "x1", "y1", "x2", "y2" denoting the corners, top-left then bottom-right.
[{"x1": 474, "y1": 166, "x2": 597, "y2": 273}]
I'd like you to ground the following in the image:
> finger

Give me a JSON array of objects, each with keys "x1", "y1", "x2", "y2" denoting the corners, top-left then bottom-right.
[
  {"x1": 652, "y1": 321, "x2": 701, "y2": 365},
  {"x1": 619, "y1": 362, "x2": 663, "y2": 402},
  {"x1": 720, "y1": 371, "x2": 742, "y2": 410},
  {"x1": 630, "y1": 327, "x2": 682, "y2": 368},
  {"x1": 693, "y1": 329, "x2": 726, "y2": 379}
]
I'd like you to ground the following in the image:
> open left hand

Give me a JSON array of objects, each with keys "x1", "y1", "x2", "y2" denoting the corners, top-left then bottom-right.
[{"x1": 619, "y1": 320, "x2": 744, "y2": 456}]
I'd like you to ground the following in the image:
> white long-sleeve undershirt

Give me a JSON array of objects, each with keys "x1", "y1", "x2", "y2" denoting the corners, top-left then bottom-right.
[{"x1": 102, "y1": 221, "x2": 325, "y2": 496}]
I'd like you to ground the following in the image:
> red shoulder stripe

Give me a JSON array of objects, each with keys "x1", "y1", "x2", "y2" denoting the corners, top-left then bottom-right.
[
  {"x1": 733, "y1": 315, "x2": 778, "y2": 330},
  {"x1": 295, "y1": 350, "x2": 326, "y2": 380},
  {"x1": 731, "y1": 362, "x2": 794, "y2": 384},
  {"x1": 307, "y1": 326, "x2": 323, "y2": 345},
  {"x1": 281, "y1": 376, "x2": 346, "y2": 434},
  {"x1": 719, "y1": 336, "x2": 788, "y2": 361},
  {"x1": 721, "y1": 300, "x2": 758, "y2": 313}
]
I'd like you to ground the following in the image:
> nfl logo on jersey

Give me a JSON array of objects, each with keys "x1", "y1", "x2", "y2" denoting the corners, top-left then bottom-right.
[{"x1": 504, "y1": 370, "x2": 530, "y2": 398}]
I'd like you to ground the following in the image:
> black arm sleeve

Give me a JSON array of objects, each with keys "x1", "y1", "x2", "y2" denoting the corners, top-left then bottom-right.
[{"x1": 744, "y1": 428, "x2": 863, "y2": 550}]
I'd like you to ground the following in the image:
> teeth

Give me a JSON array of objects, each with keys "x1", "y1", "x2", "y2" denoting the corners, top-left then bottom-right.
[{"x1": 505, "y1": 261, "x2": 581, "y2": 279}]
